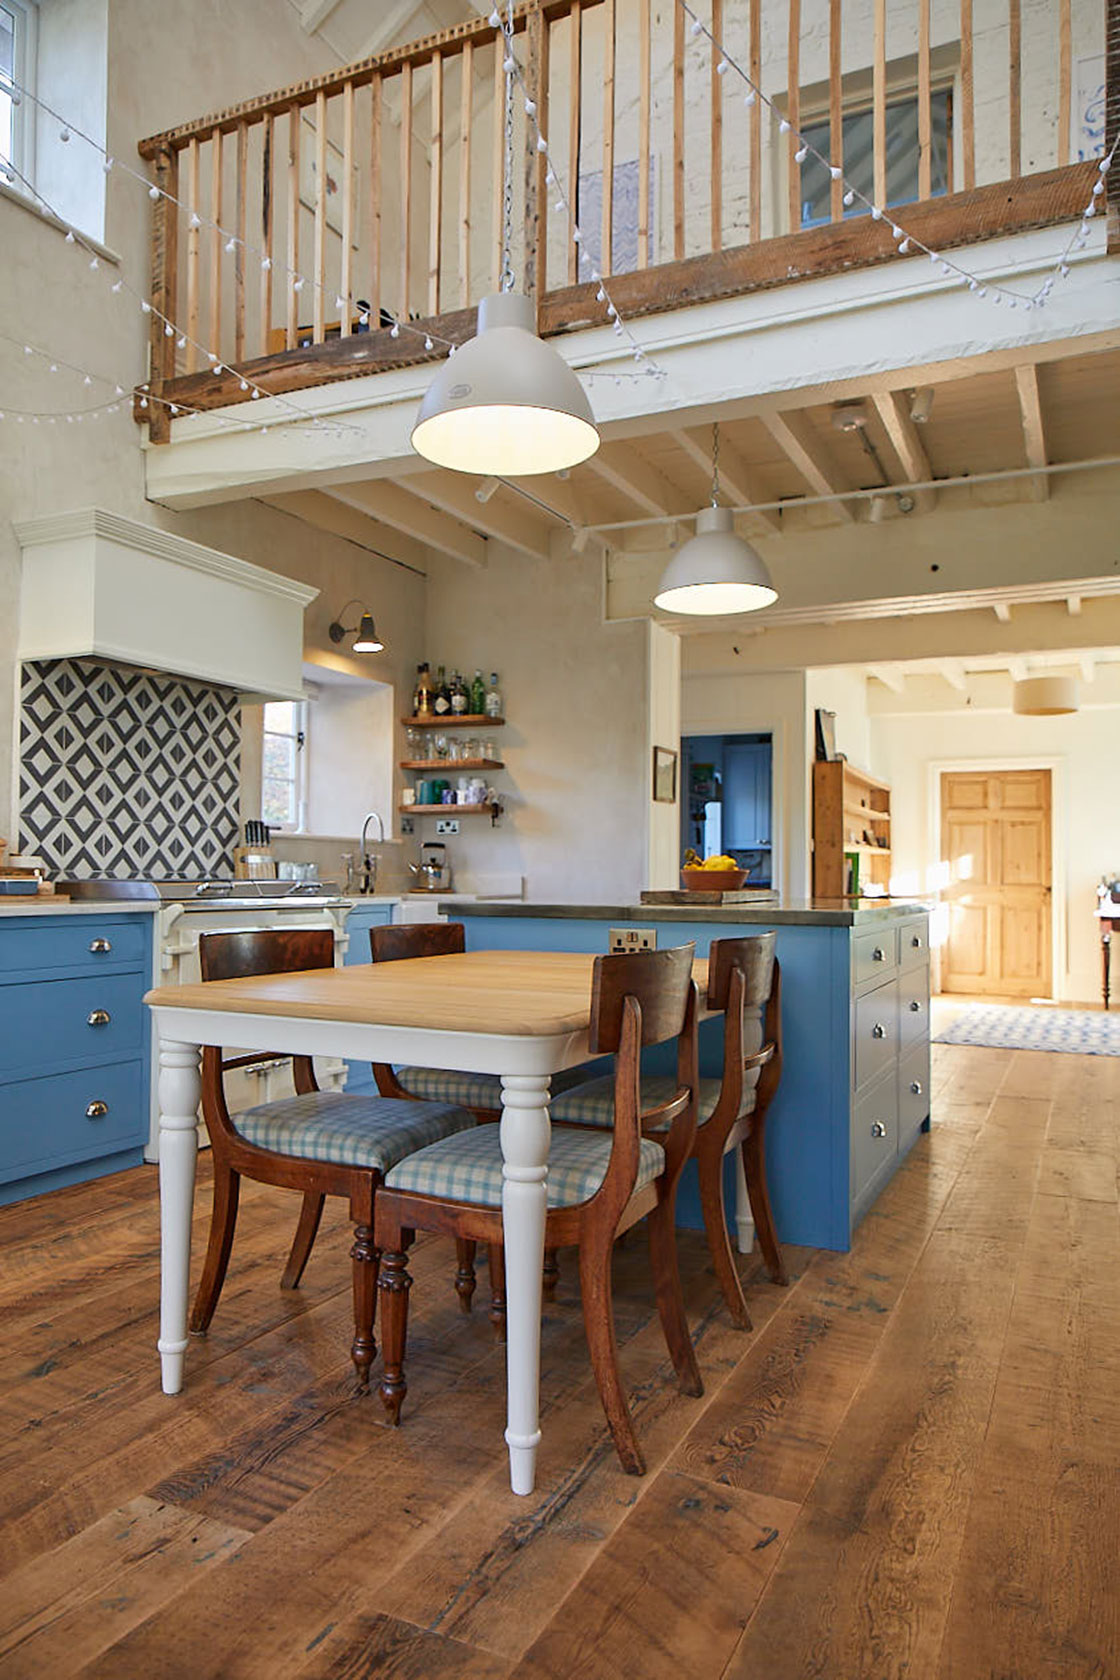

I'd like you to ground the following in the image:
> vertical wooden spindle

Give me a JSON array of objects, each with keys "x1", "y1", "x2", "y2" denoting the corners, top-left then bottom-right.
[
  {"x1": 601, "y1": 0, "x2": 615, "y2": 277},
  {"x1": 259, "y1": 114, "x2": 274, "y2": 357},
  {"x1": 567, "y1": 1, "x2": 582, "y2": 283},
  {"x1": 339, "y1": 82, "x2": 354, "y2": 336},
  {"x1": 638, "y1": 0, "x2": 650, "y2": 268},
  {"x1": 370, "y1": 75, "x2": 382, "y2": 322},
  {"x1": 1009, "y1": 0, "x2": 1021, "y2": 179},
  {"x1": 147, "y1": 143, "x2": 178, "y2": 445},
  {"x1": 788, "y1": 0, "x2": 801, "y2": 233},
  {"x1": 873, "y1": 0, "x2": 887, "y2": 212},
  {"x1": 673, "y1": 0, "x2": 685, "y2": 259},
  {"x1": 711, "y1": 0, "x2": 723, "y2": 251},
  {"x1": 918, "y1": 0, "x2": 931, "y2": 199},
  {"x1": 313, "y1": 90, "x2": 327, "y2": 341},
  {"x1": 829, "y1": 0, "x2": 843, "y2": 222},
  {"x1": 459, "y1": 39, "x2": 473, "y2": 306},
  {"x1": 526, "y1": 4, "x2": 549, "y2": 300},
  {"x1": 400, "y1": 61, "x2": 413, "y2": 321},
  {"x1": 286, "y1": 103, "x2": 300, "y2": 349},
  {"x1": 185, "y1": 137, "x2": 200, "y2": 372},
  {"x1": 961, "y1": 0, "x2": 975, "y2": 189},
  {"x1": 234, "y1": 120, "x2": 248, "y2": 363},
  {"x1": 429, "y1": 54, "x2": 444, "y2": 316},
  {"x1": 749, "y1": 0, "x2": 761, "y2": 242},
  {"x1": 1057, "y1": 0, "x2": 1071, "y2": 168},
  {"x1": 208, "y1": 127, "x2": 223, "y2": 363},
  {"x1": 492, "y1": 33, "x2": 505, "y2": 289}
]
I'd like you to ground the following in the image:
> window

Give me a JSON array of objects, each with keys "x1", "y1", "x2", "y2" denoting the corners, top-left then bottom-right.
[
  {"x1": 799, "y1": 90, "x2": 952, "y2": 229},
  {"x1": 261, "y1": 701, "x2": 308, "y2": 831},
  {"x1": 0, "y1": 0, "x2": 37, "y2": 189}
]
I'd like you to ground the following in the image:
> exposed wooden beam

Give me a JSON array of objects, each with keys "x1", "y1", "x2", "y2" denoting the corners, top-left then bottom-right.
[
  {"x1": 867, "y1": 665, "x2": 907, "y2": 693},
  {"x1": 583, "y1": 443, "x2": 692, "y2": 519},
  {"x1": 941, "y1": 660, "x2": 968, "y2": 691},
  {"x1": 1008, "y1": 656, "x2": 1028, "y2": 682},
  {"x1": 670, "y1": 428, "x2": 783, "y2": 533},
  {"x1": 352, "y1": 0, "x2": 425, "y2": 58},
  {"x1": 1014, "y1": 364, "x2": 1049, "y2": 501},
  {"x1": 1067, "y1": 593, "x2": 1083, "y2": 616},
  {"x1": 300, "y1": 0, "x2": 345, "y2": 34},
  {"x1": 327, "y1": 481, "x2": 488, "y2": 568},
  {"x1": 871, "y1": 391, "x2": 937, "y2": 511},
  {"x1": 762, "y1": 410, "x2": 858, "y2": 523},
  {"x1": 261, "y1": 489, "x2": 430, "y2": 569},
  {"x1": 408, "y1": 471, "x2": 553, "y2": 561},
  {"x1": 993, "y1": 602, "x2": 1012, "y2": 622},
  {"x1": 1080, "y1": 651, "x2": 1095, "y2": 682}
]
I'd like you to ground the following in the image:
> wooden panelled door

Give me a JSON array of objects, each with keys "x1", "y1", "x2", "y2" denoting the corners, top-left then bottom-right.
[{"x1": 940, "y1": 770, "x2": 1052, "y2": 997}]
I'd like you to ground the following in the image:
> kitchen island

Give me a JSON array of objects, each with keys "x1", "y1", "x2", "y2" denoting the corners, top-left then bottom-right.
[{"x1": 452, "y1": 899, "x2": 932, "y2": 1252}]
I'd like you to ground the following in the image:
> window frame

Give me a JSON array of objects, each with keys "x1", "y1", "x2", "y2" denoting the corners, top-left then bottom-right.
[
  {"x1": 261, "y1": 699, "x2": 309, "y2": 834},
  {"x1": 0, "y1": 0, "x2": 38, "y2": 190}
]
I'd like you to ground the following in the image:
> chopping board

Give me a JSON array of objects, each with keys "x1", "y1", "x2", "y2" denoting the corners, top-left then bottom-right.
[{"x1": 640, "y1": 888, "x2": 780, "y2": 906}]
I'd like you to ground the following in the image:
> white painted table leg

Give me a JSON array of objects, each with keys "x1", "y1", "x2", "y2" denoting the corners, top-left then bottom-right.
[
  {"x1": 157, "y1": 1038, "x2": 201, "y2": 1395},
  {"x1": 500, "y1": 1073, "x2": 551, "y2": 1496},
  {"x1": 733, "y1": 1145, "x2": 757, "y2": 1257}
]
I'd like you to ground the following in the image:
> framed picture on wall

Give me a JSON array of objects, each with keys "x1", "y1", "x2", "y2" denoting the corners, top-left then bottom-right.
[
  {"x1": 815, "y1": 708, "x2": 838, "y2": 762},
  {"x1": 652, "y1": 746, "x2": 678, "y2": 804}
]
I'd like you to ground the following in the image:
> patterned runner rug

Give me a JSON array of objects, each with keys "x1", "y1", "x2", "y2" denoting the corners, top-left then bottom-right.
[{"x1": 934, "y1": 1004, "x2": 1120, "y2": 1055}]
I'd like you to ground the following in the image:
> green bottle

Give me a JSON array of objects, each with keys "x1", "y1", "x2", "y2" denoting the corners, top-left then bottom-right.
[{"x1": 470, "y1": 668, "x2": 486, "y2": 715}]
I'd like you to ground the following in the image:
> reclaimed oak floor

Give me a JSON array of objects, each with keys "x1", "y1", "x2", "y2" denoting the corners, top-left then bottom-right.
[{"x1": 0, "y1": 1038, "x2": 1117, "y2": 1680}]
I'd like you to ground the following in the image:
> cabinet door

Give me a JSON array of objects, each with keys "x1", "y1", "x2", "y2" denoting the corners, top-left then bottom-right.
[
  {"x1": 343, "y1": 906, "x2": 393, "y2": 965},
  {"x1": 722, "y1": 743, "x2": 771, "y2": 849}
]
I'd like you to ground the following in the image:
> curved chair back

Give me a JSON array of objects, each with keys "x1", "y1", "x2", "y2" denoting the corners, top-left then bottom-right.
[
  {"x1": 369, "y1": 921, "x2": 465, "y2": 963},
  {"x1": 588, "y1": 942, "x2": 696, "y2": 1054},
  {"x1": 706, "y1": 933, "x2": 781, "y2": 1114},
  {"x1": 706, "y1": 932, "x2": 776, "y2": 1015}
]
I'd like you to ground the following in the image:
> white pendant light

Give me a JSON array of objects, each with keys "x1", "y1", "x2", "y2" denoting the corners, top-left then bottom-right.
[
  {"x1": 412, "y1": 3, "x2": 598, "y2": 477},
  {"x1": 1012, "y1": 674, "x2": 1079, "y2": 715},
  {"x1": 411, "y1": 291, "x2": 599, "y2": 476},
  {"x1": 654, "y1": 424, "x2": 777, "y2": 615}
]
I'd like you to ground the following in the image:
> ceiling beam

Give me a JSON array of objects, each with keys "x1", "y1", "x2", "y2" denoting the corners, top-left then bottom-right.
[
  {"x1": 1067, "y1": 594, "x2": 1083, "y2": 616},
  {"x1": 867, "y1": 665, "x2": 907, "y2": 694},
  {"x1": 300, "y1": 0, "x2": 345, "y2": 33},
  {"x1": 1080, "y1": 652, "x2": 1096, "y2": 682},
  {"x1": 1014, "y1": 364, "x2": 1049, "y2": 502},
  {"x1": 941, "y1": 660, "x2": 968, "y2": 691},
  {"x1": 327, "y1": 481, "x2": 488, "y2": 569},
  {"x1": 407, "y1": 471, "x2": 554, "y2": 561},
  {"x1": 993, "y1": 602, "x2": 1012, "y2": 622},
  {"x1": 669, "y1": 428, "x2": 783, "y2": 533},
  {"x1": 871, "y1": 391, "x2": 937, "y2": 512},
  {"x1": 583, "y1": 443, "x2": 693, "y2": 519},
  {"x1": 1008, "y1": 656, "x2": 1029, "y2": 682},
  {"x1": 761, "y1": 410, "x2": 858, "y2": 523},
  {"x1": 261, "y1": 489, "x2": 430, "y2": 570}
]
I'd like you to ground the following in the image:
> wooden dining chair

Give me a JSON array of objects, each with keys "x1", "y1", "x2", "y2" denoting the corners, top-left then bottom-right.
[
  {"x1": 191, "y1": 928, "x2": 477, "y2": 1389},
  {"x1": 367, "y1": 920, "x2": 592, "y2": 1310},
  {"x1": 372, "y1": 942, "x2": 703, "y2": 1476},
  {"x1": 549, "y1": 933, "x2": 784, "y2": 1331}
]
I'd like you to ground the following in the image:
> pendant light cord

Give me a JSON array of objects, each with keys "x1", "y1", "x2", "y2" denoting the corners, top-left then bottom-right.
[
  {"x1": 499, "y1": 0, "x2": 516, "y2": 293},
  {"x1": 711, "y1": 422, "x2": 720, "y2": 507}
]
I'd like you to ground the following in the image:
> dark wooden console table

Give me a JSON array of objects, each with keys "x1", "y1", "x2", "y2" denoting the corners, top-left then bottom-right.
[{"x1": 1098, "y1": 903, "x2": 1120, "y2": 1010}]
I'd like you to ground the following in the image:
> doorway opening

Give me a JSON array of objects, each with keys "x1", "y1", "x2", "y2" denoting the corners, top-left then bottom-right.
[{"x1": 680, "y1": 733, "x2": 773, "y2": 886}]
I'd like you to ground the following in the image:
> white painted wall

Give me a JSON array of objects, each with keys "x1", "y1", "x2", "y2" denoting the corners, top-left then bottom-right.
[
  {"x1": 805, "y1": 666, "x2": 874, "y2": 771},
  {"x1": 646, "y1": 620, "x2": 681, "y2": 889},
  {"x1": 871, "y1": 689, "x2": 1120, "y2": 1003}
]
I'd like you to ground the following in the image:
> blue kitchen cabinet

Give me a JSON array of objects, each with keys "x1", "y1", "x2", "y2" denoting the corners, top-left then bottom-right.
[
  {"x1": 339, "y1": 900, "x2": 395, "y2": 1094},
  {"x1": 0, "y1": 911, "x2": 155, "y2": 1205}
]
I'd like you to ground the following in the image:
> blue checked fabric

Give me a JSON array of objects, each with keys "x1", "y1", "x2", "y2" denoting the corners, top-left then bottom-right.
[
  {"x1": 234, "y1": 1090, "x2": 475, "y2": 1170},
  {"x1": 550, "y1": 1073, "x2": 757, "y2": 1131},
  {"x1": 384, "y1": 1120, "x2": 666, "y2": 1208},
  {"x1": 391, "y1": 1061, "x2": 595, "y2": 1111}
]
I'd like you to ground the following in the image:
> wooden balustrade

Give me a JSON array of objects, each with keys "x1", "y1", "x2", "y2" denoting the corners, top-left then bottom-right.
[{"x1": 137, "y1": 0, "x2": 1108, "y2": 431}]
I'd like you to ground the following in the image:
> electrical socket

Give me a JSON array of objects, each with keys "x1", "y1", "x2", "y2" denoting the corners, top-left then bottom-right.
[
  {"x1": 608, "y1": 927, "x2": 657, "y2": 954},
  {"x1": 400, "y1": 816, "x2": 414, "y2": 836},
  {"x1": 435, "y1": 818, "x2": 460, "y2": 835}
]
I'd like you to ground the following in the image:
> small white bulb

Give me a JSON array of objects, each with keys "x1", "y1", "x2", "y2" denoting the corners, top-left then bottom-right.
[
  {"x1": 149, "y1": 184, "x2": 160, "y2": 200},
  {"x1": 1092, "y1": 180, "x2": 1104, "y2": 196},
  {"x1": 424, "y1": 335, "x2": 434, "y2": 350},
  {"x1": 89, "y1": 256, "x2": 99, "y2": 270},
  {"x1": 691, "y1": 19, "x2": 703, "y2": 36},
  {"x1": 843, "y1": 190, "x2": 855, "y2": 206},
  {"x1": 390, "y1": 322, "x2": 400, "y2": 338},
  {"x1": 871, "y1": 206, "x2": 882, "y2": 220},
  {"x1": 794, "y1": 146, "x2": 808, "y2": 163},
  {"x1": 65, "y1": 230, "x2": 75, "y2": 243},
  {"x1": 141, "y1": 298, "x2": 151, "y2": 312},
  {"x1": 225, "y1": 237, "x2": 236, "y2": 252},
  {"x1": 524, "y1": 98, "x2": 537, "y2": 116},
  {"x1": 743, "y1": 90, "x2": 756, "y2": 107},
  {"x1": 1100, "y1": 157, "x2": 1111, "y2": 174},
  {"x1": 898, "y1": 238, "x2": 910, "y2": 253},
  {"x1": 59, "y1": 127, "x2": 70, "y2": 142},
  {"x1": 164, "y1": 322, "x2": 174, "y2": 336},
  {"x1": 830, "y1": 165, "x2": 843, "y2": 180},
  {"x1": 596, "y1": 286, "x2": 606, "y2": 302},
  {"x1": 717, "y1": 59, "x2": 729, "y2": 76},
  {"x1": 239, "y1": 379, "x2": 250, "y2": 391},
  {"x1": 260, "y1": 256, "x2": 271, "y2": 271},
  {"x1": 103, "y1": 156, "x2": 114, "y2": 173},
  {"x1": 779, "y1": 119, "x2": 790, "y2": 135},
  {"x1": 189, "y1": 212, "x2": 201, "y2": 228},
  {"x1": 537, "y1": 136, "x2": 548, "y2": 153},
  {"x1": 177, "y1": 335, "x2": 186, "y2": 349},
  {"x1": 293, "y1": 277, "x2": 304, "y2": 291}
]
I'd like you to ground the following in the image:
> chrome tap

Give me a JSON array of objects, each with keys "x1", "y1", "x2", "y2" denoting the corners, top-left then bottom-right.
[{"x1": 359, "y1": 811, "x2": 385, "y2": 894}]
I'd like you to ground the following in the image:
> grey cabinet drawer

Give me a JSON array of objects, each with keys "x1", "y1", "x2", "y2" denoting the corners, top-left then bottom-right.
[
  {"x1": 898, "y1": 964, "x2": 930, "y2": 1048},
  {"x1": 899, "y1": 1041, "x2": 931, "y2": 1142},
  {"x1": 899, "y1": 919, "x2": 929, "y2": 971},
  {"x1": 854, "y1": 979, "x2": 898, "y2": 1089},
  {"x1": 853, "y1": 926, "x2": 898, "y2": 987},
  {"x1": 0, "y1": 1059, "x2": 146, "y2": 1182},
  {"x1": 851, "y1": 1066, "x2": 899, "y2": 1202}
]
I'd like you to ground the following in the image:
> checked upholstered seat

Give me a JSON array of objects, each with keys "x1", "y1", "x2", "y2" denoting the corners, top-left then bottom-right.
[
  {"x1": 384, "y1": 1119, "x2": 666, "y2": 1207},
  {"x1": 390, "y1": 1061, "x2": 594, "y2": 1113},
  {"x1": 235, "y1": 1091, "x2": 476, "y2": 1169}
]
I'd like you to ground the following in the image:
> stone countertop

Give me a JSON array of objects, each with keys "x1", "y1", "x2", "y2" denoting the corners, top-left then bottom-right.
[
  {"x1": 449, "y1": 898, "x2": 932, "y2": 927},
  {"x1": 0, "y1": 897, "x2": 160, "y2": 917}
]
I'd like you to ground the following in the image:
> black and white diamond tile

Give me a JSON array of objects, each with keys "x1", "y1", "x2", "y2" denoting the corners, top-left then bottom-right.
[{"x1": 19, "y1": 659, "x2": 241, "y2": 879}]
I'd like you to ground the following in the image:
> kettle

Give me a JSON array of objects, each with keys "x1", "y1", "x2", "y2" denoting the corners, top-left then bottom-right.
[{"x1": 408, "y1": 841, "x2": 451, "y2": 893}]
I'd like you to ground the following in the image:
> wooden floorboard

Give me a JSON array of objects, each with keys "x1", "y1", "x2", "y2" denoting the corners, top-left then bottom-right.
[{"x1": 0, "y1": 1043, "x2": 1116, "y2": 1679}]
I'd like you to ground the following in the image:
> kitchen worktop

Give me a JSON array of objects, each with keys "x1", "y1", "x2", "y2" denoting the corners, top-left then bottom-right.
[
  {"x1": 450, "y1": 898, "x2": 932, "y2": 927},
  {"x1": 0, "y1": 898, "x2": 160, "y2": 917}
]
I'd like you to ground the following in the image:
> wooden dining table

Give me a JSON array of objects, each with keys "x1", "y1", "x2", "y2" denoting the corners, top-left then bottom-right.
[{"x1": 147, "y1": 947, "x2": 670, "y2": 1497}]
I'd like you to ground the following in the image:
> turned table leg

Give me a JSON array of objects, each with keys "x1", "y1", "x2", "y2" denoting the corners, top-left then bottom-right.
[
  {"x1": 157, "y1": 1038, "x2": 201, "y2": 1395},
  {"x1": 499, "y1": 1073, "x2": 551, "y2": 1497}
]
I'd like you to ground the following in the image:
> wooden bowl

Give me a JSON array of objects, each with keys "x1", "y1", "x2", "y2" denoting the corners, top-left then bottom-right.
[{"x1": 680, "y1": 867, "x2": 747, "y2": 893}]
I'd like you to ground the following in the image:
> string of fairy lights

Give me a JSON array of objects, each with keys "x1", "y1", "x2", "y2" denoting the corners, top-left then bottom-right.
[{"x1": 0, "y1": 0, "x2": 1114, "y2": 432}]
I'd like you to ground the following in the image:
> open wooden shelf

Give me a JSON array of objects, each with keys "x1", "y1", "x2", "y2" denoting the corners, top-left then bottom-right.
[
  {"x1": 399, "y1": 758, "x2": 504, "y2": 771},
  {"x1": 813, "y1": 760, "x2": 892, "y2": 897},
  {"x1": 399, "y1": 803, "x2": 496, "y2": 816},
  {"x1": 402, "y1": 715, "x2": 504, "y2": 728}
]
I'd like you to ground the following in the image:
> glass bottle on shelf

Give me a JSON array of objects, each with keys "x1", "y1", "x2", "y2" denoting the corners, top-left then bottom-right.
[
  {"x1": 484, "y1": 671, "x2": 503, "y2": 718},
  {"x1": 413, "y1": 663, "x2": 433, "y2": 718},
  {"x1": 433, "y1": 665, "x2": 451, "y2": 716},
  {"x1": 470, "y1": 669, "x2": 486, "y2": 715},
  {"x1": 450, "y1": 669, "x2": 468, "y2": 715}
]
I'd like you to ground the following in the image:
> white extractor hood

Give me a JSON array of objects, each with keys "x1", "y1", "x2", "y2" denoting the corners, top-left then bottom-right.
[{"x1": 14, "y1": 508, "x2": 318, "y2": 700}]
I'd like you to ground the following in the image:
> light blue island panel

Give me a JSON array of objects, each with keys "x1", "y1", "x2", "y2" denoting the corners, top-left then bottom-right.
[
  {"x1": 0, "y1": 911, "x2": 155, "y2": 1205},
  {"x1": 457, "y1": 906, "x2": 929, "y2": 1253},
  {"x1": 339, "y1": 901, "x2": 395, "y2": 1094}
]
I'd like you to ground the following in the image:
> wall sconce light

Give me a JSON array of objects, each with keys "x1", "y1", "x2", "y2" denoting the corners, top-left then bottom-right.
[{"x1": 328, "y1": 601, "x2": 384, "y2": 653}]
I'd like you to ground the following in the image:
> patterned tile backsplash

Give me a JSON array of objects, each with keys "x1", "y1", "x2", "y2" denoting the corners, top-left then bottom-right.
[{"x1": 19, "y1": 659, "x2": 241, "y2": 878}]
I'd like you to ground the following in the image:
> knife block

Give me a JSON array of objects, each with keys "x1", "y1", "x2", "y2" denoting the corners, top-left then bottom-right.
[{"x1": 234, "y1": 845, "x2": 277, "y2": 880}]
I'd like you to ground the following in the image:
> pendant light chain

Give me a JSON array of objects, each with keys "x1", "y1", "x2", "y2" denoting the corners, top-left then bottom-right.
[
  {"x1": 711, "y1": 422, "x2": 720, "y2": 507},
  {"x1": 499, "y1": 0, "x2": 516, "y2": 294}
]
